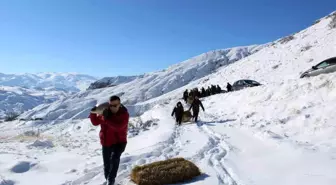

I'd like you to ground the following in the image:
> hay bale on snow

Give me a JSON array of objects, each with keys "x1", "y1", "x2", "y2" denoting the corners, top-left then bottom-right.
[
  {"x1": 187, "y1": 96, "x2": 194, "y2": 105},
  {"x1": 182, "y1": 111, "x2": 192, "y2": 122},
  {"x1": 131, "y1": 158, "x2": 201, "y2": 185}
]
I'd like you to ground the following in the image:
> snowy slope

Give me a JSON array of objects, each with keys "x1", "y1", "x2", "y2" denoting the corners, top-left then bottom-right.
[
  {"x1": 0, "y1": 72, "x2": 98, "y2": 92},
  {"x1": 1, "y1": 11, "x2": 336, "y2": 185},
  {"x1": 18, "y1": 44, "x2": 266, "y2": 121}
]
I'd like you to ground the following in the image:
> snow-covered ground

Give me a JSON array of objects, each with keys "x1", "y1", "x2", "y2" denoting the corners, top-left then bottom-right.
[{"x1": 1, "y1": 11, "x2": 336, "y2": 185}]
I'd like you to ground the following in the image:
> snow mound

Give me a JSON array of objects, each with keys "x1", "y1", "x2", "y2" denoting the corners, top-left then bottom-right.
[
  {"x1": 27, "y1": 139, "x2": 54, "y2": 149},
  {"x1": 0, "y1": 179, "x2": 15, "y2": 185}
]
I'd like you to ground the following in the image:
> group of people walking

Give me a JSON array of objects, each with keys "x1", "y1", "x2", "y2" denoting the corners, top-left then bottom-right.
[
  {"x1": 171, "y1": 96, "x2": 205, "y2": 125},
  {"x1": 88, "y1": 83, "x2": 233, "y2": 185},
  {"x1": 183, "y1": 84, "x2": 222, "y2": 103}
]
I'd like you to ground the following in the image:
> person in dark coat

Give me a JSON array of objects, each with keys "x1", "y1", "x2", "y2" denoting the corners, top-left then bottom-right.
[
  {"x1": 171, "y1": 101, "x2": 184, "y2": 125},
  {"x1": 188, "y1": 96, "x2": 205, "y2": 122},
  {"x1": 201, "y1": 87, "x2": 206, "y2": 97},
  {"x1": 216, "y1": 85, "x2": 222, "y2": 93},
  {"x1": 207, "y1": 86, "x2": 211, "y2": 96},
  {"x1": 211, "y1": 85, "x2": 217, "y2": 95},
  {"x1": 227, "y1": 82, "x2": 233, "y2": 92},
  {"x1": 189, "y1": 90, "x2": 194, "y2": 98},
  {"x1": 183, "y1": 90, "x2": 188, "y2": 103},
  {"x1": 195, "y1": 88, "x2": 201, "y2": 98},
  {"x1": 89, "y1": 95, "x2": 129, "y2": 185}
]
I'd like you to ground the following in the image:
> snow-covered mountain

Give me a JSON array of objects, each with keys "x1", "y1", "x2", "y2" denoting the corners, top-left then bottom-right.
[
  {"x1": 88, "y1": 75, "x2": 142, "y2": 90},
  {"x1": 88, "y1": 45, "x2": 266, "y2": 90},
  {"x1": 0, "y1": 86, "x2": 70, "y2": 118},
  {"x1": 0, "y1": 72, "x2": 98, "y2": 92},
  {"x1": 1, "y1": 11, "x2": 336, "y2": 185},
  {"x1": 18, "y1": 44, "x2": 267, "y2": 121},
  {"x1": 0, "y1": 72, "x2": 97, "y2": 118}
]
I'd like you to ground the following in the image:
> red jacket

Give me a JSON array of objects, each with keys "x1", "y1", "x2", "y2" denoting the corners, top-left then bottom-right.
[{"x1": 89, "y1": 106, "x2": 129, "y2": 146}]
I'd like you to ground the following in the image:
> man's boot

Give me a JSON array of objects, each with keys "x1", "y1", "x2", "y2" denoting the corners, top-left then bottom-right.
[{"x1": 107, "y1": 179, "x2": 115, "y2": 185}]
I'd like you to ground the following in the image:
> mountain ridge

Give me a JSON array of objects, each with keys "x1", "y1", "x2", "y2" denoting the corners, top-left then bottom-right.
[
  {"x1": 0, "y1": 72, "x2": 98, "y2": 92},
  {"x1": 87, "y1": 44, "x2": 267, "y2": 90}
]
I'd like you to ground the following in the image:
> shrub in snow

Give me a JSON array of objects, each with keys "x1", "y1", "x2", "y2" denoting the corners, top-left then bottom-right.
[
  {"x1": 278, "y1": 35, "x2": 295, "y2": 44},
  {"x1": 300, "y1": 45, "x2": 312, "y2": 52},
  {"x1": 272, "y1": 64, "x2": 280, "y2": 69},
  {"x1": 23, "y1": 130, "x2": 40, "y2": 137},
  {"x1": 313, "y1": 19, "x2": 321, "y2": 25},
  {"x1": 131, "y1": 158, "x2": 201, "y2": 185},
  {"x1": 128, "y1": 118, "x2": 159, "y2": 138},
  {"x1": 307, "y1": 58, "x2": 314, "y2": 63},
  {"x1": 27, "y1": 139, "x2": 54, "y2": 149},
  {"x1": 4, "y1": 112, "x2": 19, "y2": 122},
  {"x1": 329, "y1": 12, "x2": 336, "y2": 29}
]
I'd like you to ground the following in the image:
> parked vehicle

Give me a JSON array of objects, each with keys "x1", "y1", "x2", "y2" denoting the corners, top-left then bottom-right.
[
  {"x1": 300, "y1": 57, "x2": 336, "y2": 78},
  {"x1": 232, "y1": 79, "x2": 262, "y2": 91}
]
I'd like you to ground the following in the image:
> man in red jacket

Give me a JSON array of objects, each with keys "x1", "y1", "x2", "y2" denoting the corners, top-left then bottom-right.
[{"x1": 89, "y1": 95, "x2": 129, "y2": 185}]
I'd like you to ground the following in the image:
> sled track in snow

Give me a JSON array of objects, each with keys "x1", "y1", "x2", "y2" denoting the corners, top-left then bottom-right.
[
  {"x1": 62, "y1": 125, "x2": 185, "y2": 185},
  {"x1": 187, "y1": 123, "x2": 238, "y2": 185},
  {"x1": 62, "y1": 120, "x2": 240, "y2": 185}
]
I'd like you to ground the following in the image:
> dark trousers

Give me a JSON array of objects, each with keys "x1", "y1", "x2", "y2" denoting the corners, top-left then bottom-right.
[
  {"x1": 176, "y1": 116, "x2": 182, "y2": 125},
  {"x1": 102, "y1": 143, "x2": 127, "y2": 183},
  {"x1": 193, "y1": 110, "x2": 199, "y2": 122},
  {"x1": 184, "y1": 98, "x2": 187, "y2": 103}
]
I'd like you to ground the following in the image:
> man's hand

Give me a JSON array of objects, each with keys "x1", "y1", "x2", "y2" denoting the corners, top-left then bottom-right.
[{"x1": 103, "y1": 108, "x2": 110, "y2": 119}]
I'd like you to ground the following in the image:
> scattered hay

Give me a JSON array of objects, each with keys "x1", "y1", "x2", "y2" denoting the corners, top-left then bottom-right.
[
  {"x1": 10, "y1": 132, "x2": 54, "y2": 143},
  {"x1": 131, "y1": 158, "x2": 201, "y2": 185}
]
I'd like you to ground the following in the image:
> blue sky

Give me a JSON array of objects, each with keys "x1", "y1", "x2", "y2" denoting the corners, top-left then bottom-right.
[{"x1": 0, "y1": 0, "x2": 335, "y2": 78}]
